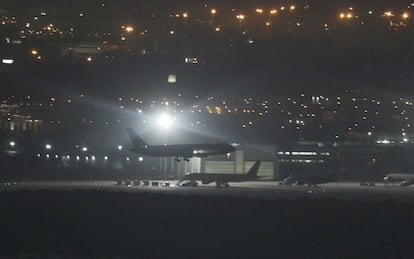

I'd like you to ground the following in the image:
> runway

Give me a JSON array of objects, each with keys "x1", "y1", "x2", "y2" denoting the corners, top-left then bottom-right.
[{"x1": 2, "y1": 179, "x2": 414, "y2": 203}]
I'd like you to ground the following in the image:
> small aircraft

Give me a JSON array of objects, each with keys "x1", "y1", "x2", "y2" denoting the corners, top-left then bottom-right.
[
  {"x1": 384, "y1": 173, "x2": 414, "y2": 186},
  {"x1": 180, "y1": 160, "x2": 261, "y2": 188},
  {"x1": 279, "y1": 173, "x2": 337, "y2": 187},
  {"x1": 127, "y1": 128, "x2": 235, "y2": 161}
]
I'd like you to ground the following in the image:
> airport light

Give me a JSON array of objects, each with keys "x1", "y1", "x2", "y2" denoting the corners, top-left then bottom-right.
[
  {"x1": 82, "y1": 147, "x2": 88, "y2": 152},
  {"x1": 9, "y1": 141, "x2": 16, "y2": 147},
  {"x1": 139, "y1": 156, "x2": 144, "y2": 162},
  {"x1": 118, "y1": 145, "x2": 123, "y2": 151},
  {"x1": 2, "y1": 59, "x2": 14, "y2": 64},
  {"x1": 45, "y1": 144, "x2": 52, "y2": 150}
]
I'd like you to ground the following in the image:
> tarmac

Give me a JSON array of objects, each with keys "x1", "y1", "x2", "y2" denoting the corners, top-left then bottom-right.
[{"x1": 2, "y1": 179, "x2": 414, "y2": 203}]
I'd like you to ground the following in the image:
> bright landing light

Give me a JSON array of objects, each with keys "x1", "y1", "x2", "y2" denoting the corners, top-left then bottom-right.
[{"x1": 158, "y1": 114, "x2": 172, "y2": 129}]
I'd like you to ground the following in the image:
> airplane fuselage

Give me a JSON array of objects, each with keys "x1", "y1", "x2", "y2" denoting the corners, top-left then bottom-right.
[
  {"x1": 132, "y1": 143, "x2": 235, "y2": 158},
  {"x1": 184, "y1": 173, "x2": 253, "y2": 184},
  {"x1": 181, "y1": 161, "x2": 262, "y2": 187}
]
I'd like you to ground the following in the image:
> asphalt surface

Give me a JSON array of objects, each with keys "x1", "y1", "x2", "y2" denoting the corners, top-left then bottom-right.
[{"x1": 1, "y1": 179, "x2": 414, "y2": 203}]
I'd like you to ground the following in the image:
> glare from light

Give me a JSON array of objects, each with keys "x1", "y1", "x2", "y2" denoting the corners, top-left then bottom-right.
[
  {"x1": 2, "y1": 59, "x2": 14, "y2": 64},
  {"x1": 158, "y1": 114, "x2": 172, "y2": 129},
  {"x1": 125, "y1": 26, "x2": 134, "y2": 32},
  {"x1": 403, "y1": 12, "x2": 409, "y2": 19}
]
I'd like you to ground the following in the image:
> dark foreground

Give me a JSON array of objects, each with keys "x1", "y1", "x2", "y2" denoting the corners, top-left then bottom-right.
[{"x1": 1, "y1": 191, "x2": 413, "y2": 258}]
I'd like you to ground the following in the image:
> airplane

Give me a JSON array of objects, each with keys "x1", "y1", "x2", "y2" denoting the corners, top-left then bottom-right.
[
  {"x1": 127, "y1": 128, "x2": 235, "y2": 161},
  {"x1": 180, "y1": 160, "x2": 261, "y2": 188},
  {"x1": 279, "y1": 173, "x2": 337, "y2": 187},
  {"x1": 383, "y1": 173, "x2": 414, "y2": 186}
]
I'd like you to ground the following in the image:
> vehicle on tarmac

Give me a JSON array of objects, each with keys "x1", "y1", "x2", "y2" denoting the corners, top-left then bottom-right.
[
  {"x1": 279, "y1": 173, "x2": 337, "y2": 187},
  {"x1": 384, "y1": 173, "x2": 414, "y2": 186},
  {"x1": 178, "y1": 181, "x2": 198, "y2": 187}
]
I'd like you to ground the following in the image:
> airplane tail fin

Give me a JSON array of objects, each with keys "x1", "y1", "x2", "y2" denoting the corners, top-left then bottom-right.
[
  {"x1": 126, "y1": 128, "x2": 147, "y2": 149},
  {"x1": 246, "y1": 160, "x2": 261, "y2": 179}
]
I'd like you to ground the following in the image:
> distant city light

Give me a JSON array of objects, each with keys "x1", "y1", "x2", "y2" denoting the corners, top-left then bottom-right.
[
  {"x1": 402, "y1": 12, "x2": 409, "y2": 19},
  {"x1": 168, "y1": 74, "x2": 176, "y2": 83},
  {"x1": 125, "y1": 26, "x2": 134, "y2": 32}
]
